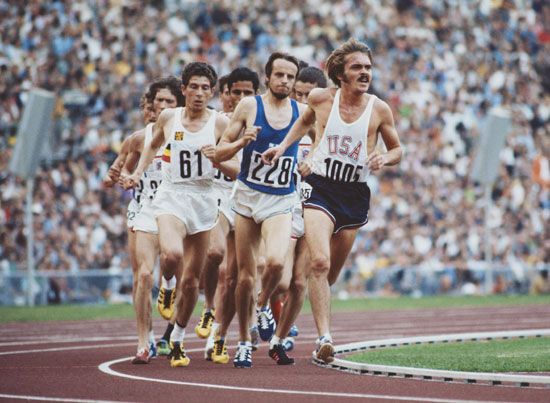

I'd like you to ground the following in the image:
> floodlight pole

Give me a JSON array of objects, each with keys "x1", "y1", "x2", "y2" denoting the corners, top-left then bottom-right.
[{"x1": 26, "y1": 177, "x2": 36, "y2": 306}]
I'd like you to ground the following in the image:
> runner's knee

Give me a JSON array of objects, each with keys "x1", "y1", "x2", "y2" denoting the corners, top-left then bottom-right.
[
  {"x1": 290, "y1": 276, "x2": 307, "y2": 296},
  {"x1": 138, "y1": 269, "x2": 153, "y2": 288},
  {"x1": 236, "y1": 274, "x2": 255, "y2": 293},
  {"x1": 265, "y1": 257, "x2": 284, "y2": 276},
  {"x1": 207, "y1": 246, "x2": 225, "y2": 266},
  {"x1": 311, "y1": 256, "x2": 330, "y2": 277},
  {"x1": 181, "y1": 275, "x2": 199, "y2": 294},
  {"x1": 161, "y1": 249, "x2": 182, "y2": 269}
]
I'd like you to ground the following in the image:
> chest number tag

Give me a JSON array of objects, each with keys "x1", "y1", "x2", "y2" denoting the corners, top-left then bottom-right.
[{"x1": 247, "y1": 151, "x2": 294, "y2": 188}]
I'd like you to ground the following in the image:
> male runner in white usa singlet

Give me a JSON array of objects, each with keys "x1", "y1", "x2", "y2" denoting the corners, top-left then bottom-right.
[{"x1": 262, "y1": 38, "x2": 402, "y2": 364}]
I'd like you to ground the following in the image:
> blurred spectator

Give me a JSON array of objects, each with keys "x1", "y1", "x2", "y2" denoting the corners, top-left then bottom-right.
[
  {"x1": 0, "y1": 0, "x2": 548, "y2": 298},
  {"x1": 530, "y1": 269, "x2": 550, "y2": 295}
]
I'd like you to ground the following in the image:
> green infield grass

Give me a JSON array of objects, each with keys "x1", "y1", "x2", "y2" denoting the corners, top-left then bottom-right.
[
  {"x1": 1, "y1": 294, "x2": 549, "y2": 323},
  {"x1": 346, "y1": 337, "x2": 550, "y2": 372}
]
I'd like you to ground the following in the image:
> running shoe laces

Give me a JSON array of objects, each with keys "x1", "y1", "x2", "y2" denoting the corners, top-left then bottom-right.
[
  {"x1": 257, "y1": 307, "x2": 276, "y2": 341},
  {"x1": 198, "y1": 310, "x2": 214, "y2": 330},
  {"x1": 162, "y1": 289, "x2": 173, "y2": 309},
  {"x1": 214, "y1": 338, "x2": 226, "y2": 356}
]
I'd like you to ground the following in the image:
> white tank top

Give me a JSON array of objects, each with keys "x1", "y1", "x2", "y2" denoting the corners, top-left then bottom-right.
[
  {"x1": 140, "y1": 123, "x2": 163, "y2": 199},
  {"x1": 162, "y1": 107, "x2": 216, "y2": 187},
  {"x1": 311, "y1": 90, "x2": 376, "y2": 183}
]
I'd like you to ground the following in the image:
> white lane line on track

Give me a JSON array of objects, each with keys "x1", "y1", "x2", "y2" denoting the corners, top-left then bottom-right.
[
  {"x1": 0, "y1": 331, "x2": 364, "y2": 350},
  {"x1": 97, "y1": 354, "x2": 504, "y2": 402},
  {"x1": 0, "y1": 394, "x2": 131, "y2": 403},
  {"x1": 0, "y1": 336, "x2": 136, "y2": 347},
  {"x1": 0, "y1": 342, "x2": 136, "y2": 356},
  {"x1": 0, "y1": 336, "x2": 359, "y2": 357}
]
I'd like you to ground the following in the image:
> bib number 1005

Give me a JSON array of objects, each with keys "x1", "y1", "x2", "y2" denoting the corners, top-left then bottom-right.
[
  {"x1": 247, "y1": 152, "x2": 293, "y2": 188},
  {"x1": 324, "y1": 158, "x2": 362, "y2": 182}
]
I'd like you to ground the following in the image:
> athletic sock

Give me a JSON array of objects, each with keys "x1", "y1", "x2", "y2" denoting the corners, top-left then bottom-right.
[
  {"x1": 162, "y1": 275, "x2": 176, "y2": 290},
  {"x1": 148, "y1": 330, "x2": 155, "y2": 344},
  {"x1": 269, "y1": 335, "x2": 281, "y2": 349},
  {"x1": 170, "y1": 323, "x2": 186, "y2": 343}
]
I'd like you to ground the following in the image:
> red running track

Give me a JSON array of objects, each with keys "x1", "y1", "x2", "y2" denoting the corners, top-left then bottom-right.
[{"x1": 0, "y1": 304, "x2": 549, "y2": 402}]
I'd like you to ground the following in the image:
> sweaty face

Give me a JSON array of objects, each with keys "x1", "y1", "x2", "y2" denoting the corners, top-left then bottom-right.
[
  {"x1": 220, "y1": 84, "x2": 233, "y2": 113},
  {"x1": 267, "y1": 59, "x2": 297, "y2": 100},
  {"x1": 292, "y1": 81, "x2": 316, "y2": 103},
  {"x1": 340, "y1": 52, "x2": 372, "y2": 93},
  {"x1": 183, "y1": 76, "x2": 214, "y2": 112},
  {"x1": 153, "y1": 88, "x2": 178, "y2": 116},
  {"x1": 229, "y1": 80, "x2": 256, "y2": 110}
]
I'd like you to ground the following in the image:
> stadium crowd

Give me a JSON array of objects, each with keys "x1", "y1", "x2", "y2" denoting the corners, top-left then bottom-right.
[{"x1": 1, "y1": 0, "x2": 549, "y2": 299}]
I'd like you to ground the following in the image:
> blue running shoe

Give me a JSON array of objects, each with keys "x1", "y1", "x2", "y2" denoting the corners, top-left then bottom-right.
[
  {"x1": 287, "y1": 324, "x2": 299, "y2": 337},
  {"x1": 148, "y1": 341, "x2": 157, "y2": 359},
  {"x1": 282, "y1": 336, "x2": 295, "y2": 352},
  {"x1": 257, "y1": 306, "x2": 276, "y2": 342},
  {"x1": 233, "y1": 342, "x2": 252, "y2": 368}
]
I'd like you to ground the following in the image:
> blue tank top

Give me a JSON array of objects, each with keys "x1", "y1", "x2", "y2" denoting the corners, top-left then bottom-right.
[{"x1": 238, "y1": 95, "x2": 300, "y2": 195}]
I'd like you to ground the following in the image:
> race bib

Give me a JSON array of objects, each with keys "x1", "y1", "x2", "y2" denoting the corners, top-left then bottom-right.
[
  {"x1": 169, "y1": 144, "x2": 213, "y2": 183},
  {"x1": 246, "y1": 151, "x2": 294, "y2": 188}
]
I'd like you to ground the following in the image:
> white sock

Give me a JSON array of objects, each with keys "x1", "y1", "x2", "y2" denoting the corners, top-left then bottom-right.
[
  {"x1": 269, "y1": 335, "x2": 281, "y2": 349},
  {"x1": 148, "y1": 330, "x2": 155, "y2": 344},
  {"x1": 170, "y1": 323, "x2": 186, "y2": 343},
  {"x1": 162, "y1": 275, "x2": 176, "y2": 290},
  {"x1": 322, "y1": 333, "x2": 332, "y2": 342}
]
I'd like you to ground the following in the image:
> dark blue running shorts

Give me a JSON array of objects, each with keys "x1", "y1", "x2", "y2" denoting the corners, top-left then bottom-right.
[{"x1": 303, "y1": 173, "x2": 371, "y2": 233}]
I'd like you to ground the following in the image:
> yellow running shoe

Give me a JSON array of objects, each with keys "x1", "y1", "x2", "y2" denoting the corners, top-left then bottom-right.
[
  {"x1": 211, "y1": 336, "x2": 229, "y2": 364},
  {"x1": 194, "y1": 308, "x2": 215, "y2": 339},
  {"x1": 168, "y1": 341, "x2": 190, "y2": 367},
  {"x1": 157, "y1": 287, "x2": 176, "y2": 320}
]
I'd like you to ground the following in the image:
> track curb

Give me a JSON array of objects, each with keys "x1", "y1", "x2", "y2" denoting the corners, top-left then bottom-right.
[{"x1": 312, "y1": 328, "x2": 550, "y2": 387}]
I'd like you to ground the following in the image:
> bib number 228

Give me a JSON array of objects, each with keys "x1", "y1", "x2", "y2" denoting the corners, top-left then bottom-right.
[{"x1": 247, "y1": 152, "x2": 293, "y2": 188}]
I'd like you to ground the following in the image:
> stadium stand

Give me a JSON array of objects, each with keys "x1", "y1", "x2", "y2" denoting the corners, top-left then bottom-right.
[{"x1": 0, "y1": 0, "x2": 548, "y2": 304}]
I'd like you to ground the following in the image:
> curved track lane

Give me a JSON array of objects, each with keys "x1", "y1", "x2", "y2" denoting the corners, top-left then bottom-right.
[{"x1": 1, "y1": 305, "x2": 549, "y2": 402}]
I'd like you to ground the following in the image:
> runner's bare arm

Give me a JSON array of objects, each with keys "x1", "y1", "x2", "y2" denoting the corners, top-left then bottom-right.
[
  {"x1": 214, "y1": 97, "x2": 258, "y2": 163},
  {"x1": 121, "y1": 133, "x2": 145, "y2": 176},
  {"x1": 103, "y1": 132, "x2": 136, "y2": 186},
  {"x1": 202, "y1": 113, "x2": 240, "y2": 179},
  {"x1": 367, "y1": 100, "x2": 402, "y2": 171},
  {"x1": 216, "y1": 156, "x2": 240, "y2": 180}
]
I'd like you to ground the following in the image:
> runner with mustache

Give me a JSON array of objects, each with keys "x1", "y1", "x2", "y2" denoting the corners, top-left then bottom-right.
[{"x1": 262, "y1": 39, "x2": 403, "y2": 363}]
